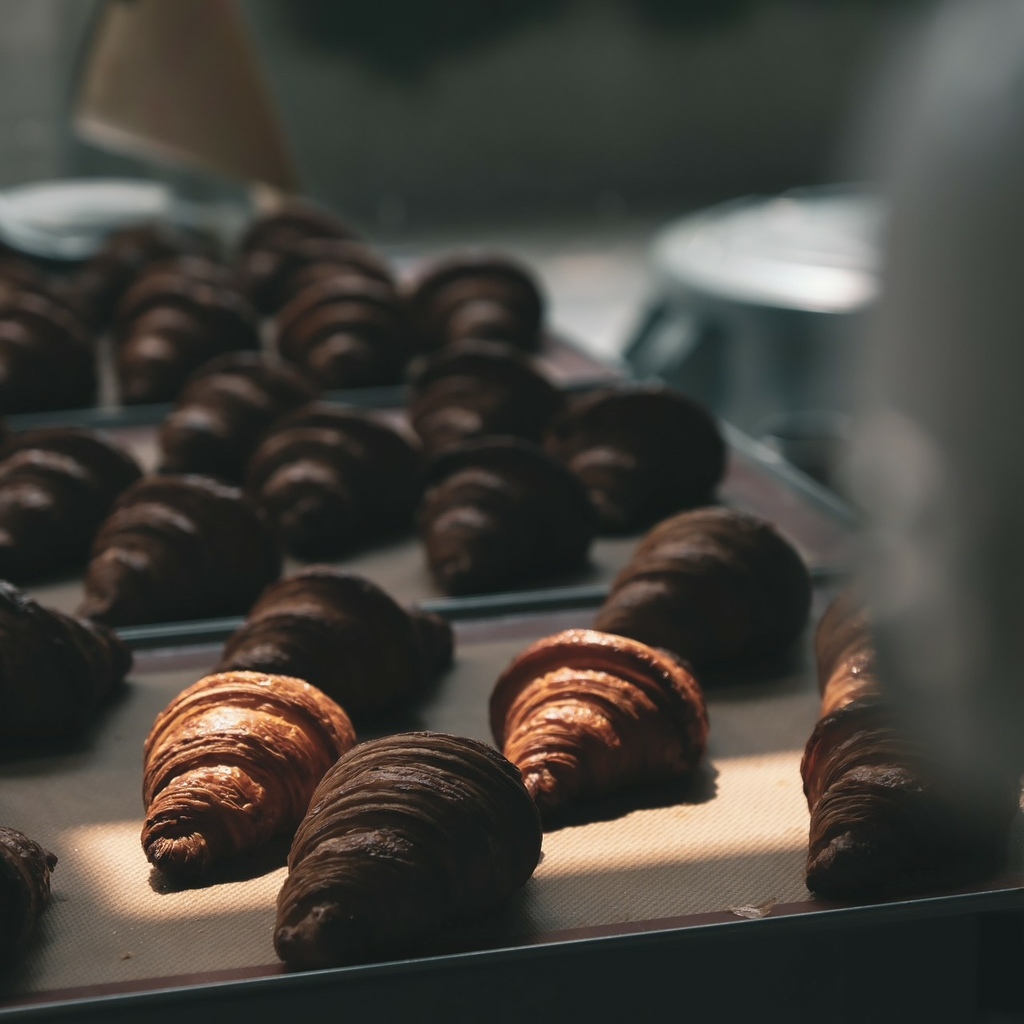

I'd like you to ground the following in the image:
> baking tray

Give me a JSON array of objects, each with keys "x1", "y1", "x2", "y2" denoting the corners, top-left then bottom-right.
[{"x1": 1, "y1": 585, "x2": 1022, "y2": 1023}]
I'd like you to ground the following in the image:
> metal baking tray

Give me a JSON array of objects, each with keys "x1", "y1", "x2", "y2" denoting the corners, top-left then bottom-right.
[{"x1": 1, "y1": 585, "x2": 1021, "y2": 1023}]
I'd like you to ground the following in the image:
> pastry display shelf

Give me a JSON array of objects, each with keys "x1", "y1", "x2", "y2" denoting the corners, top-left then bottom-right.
[{"x1": 1, "y1": 590, "x2": 1022, "y2": 1024}]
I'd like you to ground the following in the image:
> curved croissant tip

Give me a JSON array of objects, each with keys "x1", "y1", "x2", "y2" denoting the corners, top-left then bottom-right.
[
  {"x1": 522, "y1": 767, "x2": 563, "y2": 815},
  {"x1": 806, "y1": 828, "x2": 898, "y2": 899},
  {"x1": 275, "y1": 903, "x2": 372, "y2": 970},
  {"x1": 144, "y1": 832, "x2": 211, "y2": 881}
]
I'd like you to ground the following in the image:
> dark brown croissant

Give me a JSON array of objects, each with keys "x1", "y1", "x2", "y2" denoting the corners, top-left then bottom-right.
[
  {"x1": 490, "y1": 628, "x2": 708, "y2": 818},
  {"x1": 272, "y1": 275, "x2": 413, "y2": 389},
  {"x1": 544, "y1": 385, "x2": 727, "y2": 533},
  {"x1": 407, "y1": 339, "x2": 565, "y2": 457},
  {"x1": 69, "y1": 221, "x2": 220, "y2": 331},
  {"x1": 0, "y1": 580, "x2": 131, "y2": 742},
  {"x1": 800, "y1": 592, "x2": 1019, "y2": 900},
  {"x1": 245, "y1": 403, "x2": 421, "y2": 559},
  {"x1": 77, "y1": 474, "x2": 282, "y2": 627},
  {"x1": 417, "y1": 436, "x2": 594, "y2": 595},
  {"x1": 0, "y1": 291, "x2": 96, "y2": 413},
  {"x1": 217, "y1": 568, "x2": 452, "y2": 721},
  {"x1": 142, "y1": 670, "x2": 357, "y2": 882},
  {"x1": 274, "y1": 730, "x2": 542, "y2": 969},
  {"x1": 156, "y1": 352, "x2": 321, "y2": 482},
  {"x1": 0, "y1": 427, "x2": 142, "y2": 582},
  {"x1": 112, "y1": 255, "x2": 261, "y2": 405},
  {"x1": 594, "y1": 507, "x2": 812, "y2": 671},
  {"x1": 404, "y1": 252, "x2": 545, "y2": 353},
  {"x1": 236, "y1": 203, "x2": 360, "y2": 314},
  {"x1": 0, "y1": 826, "x2": 57, "y2": 956}
]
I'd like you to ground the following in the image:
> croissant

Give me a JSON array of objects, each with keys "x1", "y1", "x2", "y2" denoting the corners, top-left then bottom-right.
[
  {"x1": 142, "y1": 670, "x2": 357, "y2": 882},
  {"x1": 0, "y1": 291, "x2": 97, "y2": 413},
  {"x1": 417, "y1": 436, "x2": 594, "y2": 595},
  {"x1": 77, "y1": 474, "x2": 282, "y2": 627},
  {"x1": 544, "y1": 385, "x2": 727, "y2": 533},
  {"x1": 112, "y1": 256, "x2": 261, "y2": 405},
  {"x1": 0, "y1": 827, "x2": 57, "y2": 956},
  {"x1": 490, "y1": 628, "x2": 708, "y2": 818},
  {"x1": 217, "y1": 568, "x2": 453, "y2": 721},
  {"x1": 244, "y1": 403, "x2": 421, "y2": 559},
  {"x1": 235, "y1": 203, "x2": 359, "y2": 314},
  {"x1": 69, "y1": 221, "x2": 220, "y2": 331},
  {"x1": 272, "y1": 275, "x2": 413, "y2": 389},
  {"x1": 0, "y1": 427, "x2": 143, "y2": 583},
  {"x1": 0, "y1": 580, "x2": 131, "y2": 742},
  {"x1": 800, "y1": 592, "x2": 1019, "y2": 900},
  {"x1": 156, "y1": 352, "x2": 321, "y2": 482},
  {"x1": 407, "y1": 339, "x2": 565, "y2": 457},
  {"x1": 404, "y1": 252, "x2": 545, "y2": 353},
  {"x1": 274, "y1": 731, "x2": 542, "y2": 969}
]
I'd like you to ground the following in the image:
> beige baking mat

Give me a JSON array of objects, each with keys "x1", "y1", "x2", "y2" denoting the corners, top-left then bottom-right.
[{"x1": 3, "y1": 600, "x2": 1020, "y2": 1006}]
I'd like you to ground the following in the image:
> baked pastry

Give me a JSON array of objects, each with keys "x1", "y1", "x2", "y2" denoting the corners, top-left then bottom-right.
[
  {"x1": 156, "y1": 352, "x2": 321, "y2": 482},
  {"x1": 235, "y1": 202, "x2": 359, "y2": 314},
  {"x1": 0, "y1": 827, "x2": 56, "y2": 956},
  {"x1": 407, "y1": 339, "x2": 565, "y2": 456},
  {"x1": 491, "y1": 628, "x2": 708, "y2": 819},
  {"x1": 142, "y1": 670, "x2": 356, "y2": 882},
  {"x1": 112, "y1": 255, "x2": 261, "y2": 404},
  {"x1": 404, "y1": 252, "x2": 545, "y2": 353},
  {"x1": 0, "y1": 580, "x2": 131, "y2": 742},
  {"x1": 594, "y1": 506, "x2": 812, "y2": 671},
  {"x1": 69, "y1": 221, "x2": 220, "y2": 331},
  {"x1": 274, "y1": 731, "x2": 542, "y2": 969},
  {"x1": 0, "y1": 291, "x2": 97, "y2": 413},
  {"x1": 0, "y1": 427, "x2": 142, "y2": 582},
  {"x1": 417, "y1": 436, "x2": 594, "y2": 595},
  {"x1": 544, "y1": 385, "x2": 727, "y2": 533},
  {"x1": 801, "y1": 591, "x2": 1019, "y2": 900},
  {"x1": 217, "y1": 568, "x2": 453, "y2": 721},
  {"x1": 245, "y1": 403, "x2": 420, "y2": 559},
  {"x1": 272, "y1": 275, "x2": 413, "y2": 390},
  {"x1": 78, "y1": 474, "x2": 281, "y2": 627}
]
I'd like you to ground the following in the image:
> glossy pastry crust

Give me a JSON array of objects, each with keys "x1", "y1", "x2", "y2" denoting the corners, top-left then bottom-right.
[
  {"x1": 544, "y1": 385, "x2": 727, "y2": 533},
  {"x1": 0, "y1": 826, "x2": 57, "y2": 956},
  {"x1": 274, "y1": 730, "x2": 542, "y2": 969},
  {"x1": 490, "y1": 628, "x2": 708, "y2": 817},
  {"x1": 417, "y1": 436, "x2": 594, "y2": 595},
  {"x1": 800, "y1": 592, "x2": 1020, "y2": 899},
  {"x1": 594, "y1": 506, "x2": 812, "y2": 670},
  {"x1": 0, "y1": 580, "x2": 131, "y2": 742},
  {"x1": 0, "y1": 427, "x2": 142, "y2": 582},
  {"x1": 217, "y1": 568, "x2": 453, "y2": 720},
  {"x1": 78, "y1": 474, "x2": 281, "y2": 626},
  {"x1": 142, "y1": 670, "x2": 357, "y2": 882}
]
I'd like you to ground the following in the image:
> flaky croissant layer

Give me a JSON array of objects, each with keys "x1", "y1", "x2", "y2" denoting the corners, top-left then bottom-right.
[{"x1": 0, "y1": 826, "x2": 57, "y2": 956}]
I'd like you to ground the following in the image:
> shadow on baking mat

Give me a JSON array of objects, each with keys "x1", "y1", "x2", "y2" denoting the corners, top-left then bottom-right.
[{"x1": 147, "y1": 834, "x2": 292, "y2": 893}]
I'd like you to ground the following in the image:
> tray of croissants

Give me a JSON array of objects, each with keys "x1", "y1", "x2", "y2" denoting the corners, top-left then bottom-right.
[{"x1": 4, "y1": 200, "x2": 1018, "y2": 1017}]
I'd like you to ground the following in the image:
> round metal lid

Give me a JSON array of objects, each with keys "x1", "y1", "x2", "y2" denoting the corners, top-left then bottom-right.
[{"x1": 650, "y1": 184, "x2": 885, "y2": 315}]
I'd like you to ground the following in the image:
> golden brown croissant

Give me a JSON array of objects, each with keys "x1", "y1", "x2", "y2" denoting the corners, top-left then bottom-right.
[
  {"x1": 156, "y1": 352, "x2": 321, "y2": 482},
  {"x1": 404, "y1": 252, "x2": 545, "y2": 353},
  {"x1": 418, "y1": 436, "x2": 594, "y2": 595},
  {"x1": 77, "y1": 474, "x2": 282, "y2": 627},
  {"x1": 112, "y1": 256, "x2": 261, "y2": 405},
  {"x1": 272, "y1": 275, "x2": 414, "y2": 390},
  {"x1": 244, "y1": 403, "x2": 421, "y2": 559},
  {"x1": 544, "y1": 385, "x2": 727, "y2": 533},
  {"x1": 235, "y1": 203, "x2": 360, "y2": 314},
  {"x1": 274, "y1": 730, "x2": 542, "y2": 969},
  {"x1": 800, "y1": 592, "x2": 1019, "y2": 900},
  {"x1": 490, "y1": 628, "x2": 708, "y2": 818},
  {"x1": 0, "y1": 826, "x2": 57, "y2": 956},
  {"x1": 0, "y1": 427, "x2": 142, "y2": 582},
  {"x1": 594, "y1": 506, "x2": 812, "y2": 671},
  {"x1": 142, "y1": 670, "x2": 357, "y2": 882},
  {"x1": 0, "y1": 580, "x2": 131, "y2": 742},
  {"x1": 216, "y1": 568, "x2": 453, "y2": 721},
  {"x1": 0, "y1": 291, "x2": 96, "y2": 413},
  {"x1": 407, "y1": 339, "x2": 565, "y2": 457}
]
